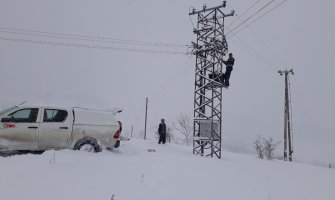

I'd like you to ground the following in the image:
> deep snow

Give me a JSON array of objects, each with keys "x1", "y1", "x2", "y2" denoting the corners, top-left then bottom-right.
[{"x1": 0, "y1": 139, "x2": 334, "y2": 200}]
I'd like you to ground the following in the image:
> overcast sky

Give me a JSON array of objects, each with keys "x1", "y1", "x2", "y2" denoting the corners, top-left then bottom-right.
[{"x1": 0, "y1": 0, "x2": 334, "y2": 165}]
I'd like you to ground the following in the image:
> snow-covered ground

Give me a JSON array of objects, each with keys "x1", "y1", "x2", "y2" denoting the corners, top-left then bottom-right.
[{"x1": 1, "y1": 139, "x2": 334, "y2": 200}]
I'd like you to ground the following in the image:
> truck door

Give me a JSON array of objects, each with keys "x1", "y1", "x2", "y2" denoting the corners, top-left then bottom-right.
[
  {"x1": 0, "y1": 108, "x2": 39, "y2": 150},
  {"x1": 38, "y1": 108, "x2": 72, "y2": 149}
]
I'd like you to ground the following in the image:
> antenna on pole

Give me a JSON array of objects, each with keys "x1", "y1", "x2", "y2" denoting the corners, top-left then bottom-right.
[
  {"x1": 189, "y1": 1, "x2": 234, "y2": 159},
  {"x1": 278, "y1": 68, "x2": 294, "y2": 161}
]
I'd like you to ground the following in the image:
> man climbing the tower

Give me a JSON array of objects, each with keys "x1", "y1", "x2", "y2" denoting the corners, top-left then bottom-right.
[{"x1": 222, "y1": 53, "x2": 235, "y2": 87}]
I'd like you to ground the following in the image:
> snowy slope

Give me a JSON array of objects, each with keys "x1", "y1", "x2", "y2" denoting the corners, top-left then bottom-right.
[{"x1": 0, "y1": 139, "x2": 334, "y2": 200}]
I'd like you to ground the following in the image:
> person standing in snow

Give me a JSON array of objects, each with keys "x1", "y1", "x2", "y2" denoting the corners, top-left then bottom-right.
[
  {"x1": 158, "y1": 118, "x2": 167, "y2": 144},
  {"x1": 223, "y1": 53, "x2": 235, "y2": 87}
]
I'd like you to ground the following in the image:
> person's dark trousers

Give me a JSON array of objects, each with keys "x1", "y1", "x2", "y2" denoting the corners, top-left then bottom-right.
[
  {"x1": 224, "y1": 66, "x2": 233, "y2": 86},
  {"x1": 158, "y1": 134, "x2": 166, "y2": 144},
  {"x1": 162, "y1": 134, "x2": 166, "y2": 144},
  {"x1": 220, "y1": 73, "x2": 225, "y2": 84}
]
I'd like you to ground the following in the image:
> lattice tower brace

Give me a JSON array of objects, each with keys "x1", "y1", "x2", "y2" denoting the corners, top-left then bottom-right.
[{"x1": 189, "y1": 2, "x2": 234, "y2": 159}]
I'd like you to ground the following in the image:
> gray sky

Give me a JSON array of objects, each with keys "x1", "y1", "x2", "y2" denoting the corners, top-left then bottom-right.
[{"x1": 0, "y1": 0, "x2": 334, "y2": 165}]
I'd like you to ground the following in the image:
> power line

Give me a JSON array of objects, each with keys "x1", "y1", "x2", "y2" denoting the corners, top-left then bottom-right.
[
  {"x1": 0, "y1": 26, "x2": 187, "y2": 48},
  {"x1": 225, "y1": 14, "x2": 280, "y2": 69},
  {"x1": 225, "y1": 0, "x2": 288, "y2": 69},
  {"x1": 229, "y1": 31, "x2": 279, "y2": 70},
  {"x1": 226, "y1": 0, "x2": 276, "y2": 36},
  {"x1": 227, "y1": 0, "x2": 263, "y2": 29},
  {"x1": 243, "y1": 28, "x2": 287, "y2": 67},
  {"x1": 290, "y1": 76, "x2": 316, "y2": 133},
  {"x1": 228, "y1": 0, "x2": 288, "y2": 37},
  {"x1": 0, "y1": 28, "x2": 186, "y2": 48},
  {"x1": 150, "y1": 56, "x2": 194, "y2": 100},
  {"x1": 0, "y1": 36, "x2": 186, "y2": 55}
]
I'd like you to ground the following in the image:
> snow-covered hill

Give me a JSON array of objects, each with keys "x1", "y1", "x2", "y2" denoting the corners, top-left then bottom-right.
[{"x1": 1, "y1": 139, "x2": 334, "y2": 200}]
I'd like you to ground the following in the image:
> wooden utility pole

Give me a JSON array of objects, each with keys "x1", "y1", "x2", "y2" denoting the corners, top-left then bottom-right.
[
  {"x1": 278, "y1": 69, "x2": 294, "y2": 161},
  {"x1": 144, "y1": 97, "x2": 148, "y2": 140}
]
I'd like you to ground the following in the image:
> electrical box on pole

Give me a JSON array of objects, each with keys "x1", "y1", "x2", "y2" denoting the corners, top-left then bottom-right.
[
  {"x1": 189, "y1": 1, "x2": 234, "y2": 159},
  {"x1": 278, "y1": 69, "x2": 294, "y2": 161}
]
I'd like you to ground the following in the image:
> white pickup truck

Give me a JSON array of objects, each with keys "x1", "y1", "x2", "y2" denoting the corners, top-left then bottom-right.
[{"x1": 0, "y1": 105, "x2": 122, "y2": 153}]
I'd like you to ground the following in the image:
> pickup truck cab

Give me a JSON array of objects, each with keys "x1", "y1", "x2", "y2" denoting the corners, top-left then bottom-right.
[{"x1": 0, "y1": 105, "x2": 122, "y2": 153}]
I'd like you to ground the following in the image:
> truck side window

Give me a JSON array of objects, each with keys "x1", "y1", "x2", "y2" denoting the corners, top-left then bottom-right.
[
  {"x1": 8, "y1": 108, "x2": 39, "y2": 123},
  {"x1": 44, "y1": 109, "x2": 68, "y2": 122}
]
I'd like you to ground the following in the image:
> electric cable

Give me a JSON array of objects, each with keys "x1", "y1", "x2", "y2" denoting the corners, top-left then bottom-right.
[
  {"x1": 227, "y1": 2, "x2": 288, "y2": 67},
  {"x1": 228, "y1": 0, "x2": 288, "y2": 37},
  {"x1": 225, "y1": 0, "x2": 289, "y2": 71},
  {"x1": 290, "y1": 75, "x2": 316, "y2": 133},
  {"x1": 150, "y1": 55, "x2": 194, "y2": 100},
  {"x1": 226, "y1": 0, "x2": 276, "y2": 36},
  {"x1": 0, "y1": 28, "x2": 186, "y2": 48},
  {"x1": 0, "y1": 36, "x2": 186, "y2": 55},
  {"x1": 227, "y1": 0, "x2": 263, "y2": 29},
  {"x1": 0, "y1": 26, "x2": 187, "y2": 48},
  {"x1": 229, "y1": 31, "x2": 279, "y2": 70},
  {"x1": 244, "y1": 29, "x2": 287, "y2": 67}
]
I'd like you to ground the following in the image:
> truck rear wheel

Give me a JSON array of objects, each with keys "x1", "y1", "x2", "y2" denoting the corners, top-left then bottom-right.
[
  {"x1": 73, "y1": 137, "x2": 101, "y2": 153},
  {"x1": 114, "y1": 140, "x2": 120, "y2": 148}
]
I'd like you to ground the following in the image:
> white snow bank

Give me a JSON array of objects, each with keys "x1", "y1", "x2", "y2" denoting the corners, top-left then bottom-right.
[{"x1": 0, "y1": 139, "x2": 334, "y2": 200}]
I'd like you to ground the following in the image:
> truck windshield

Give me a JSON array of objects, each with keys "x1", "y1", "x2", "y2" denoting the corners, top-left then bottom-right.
[{"x1": 0, "y1": 106, "x2": 17, "y2": 116}]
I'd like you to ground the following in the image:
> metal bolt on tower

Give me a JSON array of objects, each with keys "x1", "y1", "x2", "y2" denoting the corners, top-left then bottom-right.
[{"x1": 189, "y1": 1, "x2": 234, "y2": 159}]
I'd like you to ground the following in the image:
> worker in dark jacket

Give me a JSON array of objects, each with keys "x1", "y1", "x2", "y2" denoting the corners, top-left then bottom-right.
[
  {"x1": 158, "y1": 118, "x2": 167, "y2": 144},
  {"x1": 223, "y1": 53, "x2": 235, "y2": 87}
]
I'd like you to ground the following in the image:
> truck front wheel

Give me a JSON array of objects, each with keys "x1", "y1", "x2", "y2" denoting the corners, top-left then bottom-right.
[{"x1": 73, "y1": 137, "x2": 101, "y2": 153}]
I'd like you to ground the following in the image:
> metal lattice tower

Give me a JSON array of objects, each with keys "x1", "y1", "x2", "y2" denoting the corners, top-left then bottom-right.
[{"x1": 189, "y1": 2, "x2": 234, "y2": 159}]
